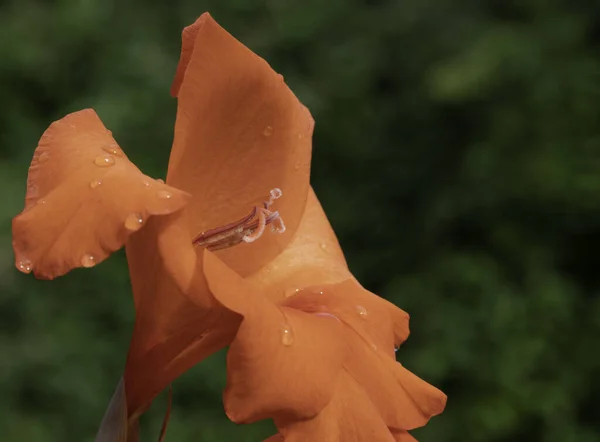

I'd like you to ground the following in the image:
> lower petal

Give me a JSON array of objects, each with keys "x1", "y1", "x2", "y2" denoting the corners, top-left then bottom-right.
[{"x1": 277, "y1": 371, "x2": 395, "y2": 442}]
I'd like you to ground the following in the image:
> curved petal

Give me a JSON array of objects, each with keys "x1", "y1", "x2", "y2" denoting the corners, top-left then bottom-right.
[
  {"x1": 277, "y1": 372, "x2": 395, "y2": 442},
  {"x1": 12, "y1": 109, "x2": 188, "y2": 280},
  {"x1": 246, "y1": 188, "x2": 351, "y2": 303},
  {"x1": 167, "y1": 13, "x2": 314, "y2": 276},
  {"x1": 203, "y1": 252, "x2": 345, "y2": 423},
  {"x1": 285, "y1": 278, "x2": 409, "y2": 357},
  {"x1": 343, "y1": 333, "x2": 446, "y2": 430},
  {"x1": 170, "y1": 17, "x2": 204, "y2": 97},
  {"x1": 283, "y1": 279, "x2": 444, "y2": 430},
  {"x1": 124, "y1": 213, "x2": 239, "y2": 416}
]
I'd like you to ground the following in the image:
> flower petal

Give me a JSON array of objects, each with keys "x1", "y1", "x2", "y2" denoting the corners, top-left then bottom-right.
[
  {"x1": 167, "y1": 13, "x2": 314, "y2": 276},
  {"x1": 343, "y1": 333, "x2": 447, "y2": 430},
  {"x1": 246, "y1": 188, "x2": 351, "y2": 303},
  {"x1": 123, "y1": 214, "x2": 239, "y2": 416},
  {"x1": 170, "y1": 16, "x2": 204, "y2": 97},
  {"x1": 285, "y1": 278, "x2": 409, "y2": 357},
  {"x1": 285, "y1": 280, "x2": 444, "y2": 430},
  {"x1": 203, "y1": 252, "x2": 345, "y2": 423},
  {"x1": 391, "y1": 429, "x2": 419, "y2": 442},
  {"x1": 277, "y1": 371, "x2": 395, "y2": 442},
  {"x1": 12, "y1": 109, "x2": 189, "y2": 280}
]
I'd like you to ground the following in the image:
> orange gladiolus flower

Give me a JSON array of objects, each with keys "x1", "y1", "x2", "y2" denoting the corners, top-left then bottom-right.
[{"x1": 12, "y1": 13, "x2": 445, "y2": 441}]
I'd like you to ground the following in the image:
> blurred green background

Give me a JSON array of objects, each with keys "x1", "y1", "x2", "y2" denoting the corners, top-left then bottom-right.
[{"x1": 1, "y1": 0, "x2": 599, "y2": 441}]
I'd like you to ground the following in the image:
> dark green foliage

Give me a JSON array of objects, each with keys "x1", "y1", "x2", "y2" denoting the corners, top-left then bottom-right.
[{"x1": 1, "y1": 0, "x2": 599, "y2": 441}]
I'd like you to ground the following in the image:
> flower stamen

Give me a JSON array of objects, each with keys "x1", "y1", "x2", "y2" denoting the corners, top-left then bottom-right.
[{"x1": 192, "y1": 188, "x2": 285, "y2": 251}]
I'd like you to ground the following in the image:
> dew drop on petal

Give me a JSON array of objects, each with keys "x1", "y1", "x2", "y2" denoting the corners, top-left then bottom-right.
[
  {"x1": 102, "y1": 144, "x2": 123, "y2": 157},
  {"x1": 81, "y1": 254, "x2": 96, "y2": 268},
  {"x1": 285, "y1": 288, "x2": 300, "y2": 298},
  {"x1": 38, "y1": 152, "x2": 50, "y2": 163},
  {"x1": 142, "y1": 180, "x2": 151, "y2": 187},
  {"x1": 17, "y1": 259, "x2": 32, "y2": 274},
  {"x1": 37, "y1": 199, "x2": 46, "y2": 205},
  {"x1": 294, "y1": 162, "x2": 301, "y2": 171},
  {"x1": 89, "y1": 179, "x2": 102, "y2": 189},
  {"x1": 263, "y1": 125, "x2": 274, "y2": 137},
  {"x1": 157, "y1": 190, "x2": 172, "y2": 200},
  {"x1": 356, "y1": 305, "x2": 368, "y2": 318},
  {"x1": 319, "y1": 242, "x2": 327, "y2": 250},
  {"x1": 124, "y1": 213, "x2": 144, "y2": 231},
  {"x1": 94, "y1": 155, "x2": 115, "y2": 167},
  {"x1": 156, "y1": 178, "x2": 165, "y2": 184},
  {"x1": 280, "y1": 324, "x2": 294, "y2": 346}
]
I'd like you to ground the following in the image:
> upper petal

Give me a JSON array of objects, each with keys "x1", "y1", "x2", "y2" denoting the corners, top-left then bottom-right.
[
  {"x1": 167, "y1": 13, "x2": 314, "y2": 276},
  {"x1": 12, "y1": 109, "x2": 188, "y2": 280}
]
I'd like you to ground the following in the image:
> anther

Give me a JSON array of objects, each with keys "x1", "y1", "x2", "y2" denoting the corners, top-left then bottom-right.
[{"x1": 192, "y1": 188, "x2": 286, "y2": 251}]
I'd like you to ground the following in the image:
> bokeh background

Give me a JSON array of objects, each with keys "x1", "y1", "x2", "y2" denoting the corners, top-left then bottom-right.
[{"x1": 1, "y1": 1, "x2": 599, "y2": 441}]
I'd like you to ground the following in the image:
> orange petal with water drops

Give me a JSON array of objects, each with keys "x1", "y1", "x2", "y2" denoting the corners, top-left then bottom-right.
[
  {"x1": 167, "y1": 13, "x2": 314, "y2": 277},
  {"x1": 204, "y1": 252, "x2": 345, "y2": 423},
  {"x1": 277, "y1": 371, "x2": 395, "y2": 442},
  {"x1": 12, "y1": 109, "x2": 189, "y2": 280},
  {"x1": 285, "y1": 278, "x2": 409, "y2": 357}
]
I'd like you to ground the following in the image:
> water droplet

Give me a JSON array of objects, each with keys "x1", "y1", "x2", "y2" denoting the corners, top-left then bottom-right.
[
  {"x1": 38, "y1": 152, "x2": 50, "y2": 163},
  {"x1": 285, "y1": 288, "x2": 300, "y2": 298},
  {"x1": 280, "y1": 324, "x2": 294, "y2": 346},
  {"x1": 156, "y1": 178, "x2": 165, "y2": 184},
  {"x1": 102, "y1": 144, "x2": 123, "y2": 157},
  {"x1": 356, "y1": 305, "x2": 368, "y2": 318},
  {"x1": 157, "y1": 190, "x2": 172, "y2": 200},
  {"x1": 263, "y1": 125, "x2": 274, "y2": 137},
  {"x1": 94, "y1": 155, "x2": 115, "y2": 167},
  {"x1": 277, "y1": 74, "x2": 284, "y2": 81},
  {"x1": 142, "y1": 180, "x2": 151, "y2": 187},
  {"x1": 106, "y1": 130, "x2": 112, "y2": 135},
  {"x1": 294, "y1": 162, "x2": 301, "y2": 171},
  {"x1": 297, "y1": 133, "x2": 304, "y2": 140},
  {"x1": 394, "y1": 345, "x2": 400, "y2": 353},
  {"x1": 37, "y1": 199, "x2": 46, "y2": 205},
  {"x1": 17, "y1": 259, "x2": 32, "y2": 274},
  {"x1": 124, "y1": 213, "x2": 144, "y2": 231},
  {"x1": 81, "y1": 254, "x2": 96, "y2": 268},
  {"x1": 89, "y1": 179, "x2": 102, "y2": 189},
  {"x1": 319, "y1": 242, "x2": 327, "y2": 250}
]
